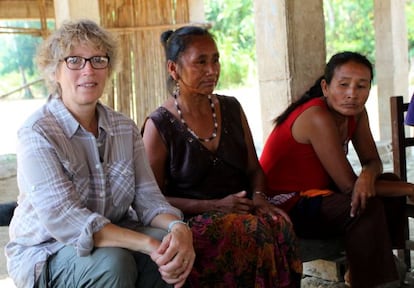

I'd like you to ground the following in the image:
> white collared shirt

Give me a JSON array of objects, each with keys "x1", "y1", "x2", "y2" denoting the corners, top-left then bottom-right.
[{"x1": 6, "y1": 97, "x2": 181, "y2": 288}]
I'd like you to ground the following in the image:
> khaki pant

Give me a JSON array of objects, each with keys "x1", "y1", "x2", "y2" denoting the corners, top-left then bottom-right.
[{"x1": 36, "y1": 227, "x2": 173, "y2": 288}]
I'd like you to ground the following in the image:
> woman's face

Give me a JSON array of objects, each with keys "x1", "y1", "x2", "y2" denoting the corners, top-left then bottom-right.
[
  {"x1": 322, "y1": 61, "x2": 371, "y2": 117},
  {"x1": 172, "y1": 35, "x2": 220, "y2": 96},
  {"x1": 56, "y1": 43, "x2": 109, "y2": 112}
]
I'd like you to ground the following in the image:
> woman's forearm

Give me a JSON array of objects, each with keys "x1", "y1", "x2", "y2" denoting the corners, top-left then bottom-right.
[
  {"x1": 167, "y1": 197, "x2": 216, "y2": 214},
  {"x1": 94, "y1": 223, "x2": 160, "y2": 255}
]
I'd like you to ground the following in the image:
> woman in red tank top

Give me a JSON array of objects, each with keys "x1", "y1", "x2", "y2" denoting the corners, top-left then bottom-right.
[{"x1": 260, "y1": 51, "x2": 414, "y2": 288}]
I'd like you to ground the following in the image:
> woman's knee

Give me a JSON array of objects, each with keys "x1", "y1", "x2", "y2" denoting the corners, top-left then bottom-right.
[
  {"x1": 99, "y1": 247, "x2": 137, "y2": 272},
  {"x1": 363, "y1": 197, "x2": 384, "y2": 215},
  {"x1": 88, "y1": 247, "x2": 138, "y2": 286},
  {"x1": 47, "y1": 246, "x2": 138, "y2": 287},
  {"x1": 100, "y1": 248, "x2": 169, "y2": 288},
  {"x1": 379, "y1": 172, "x2": 401, "y2": 181}
]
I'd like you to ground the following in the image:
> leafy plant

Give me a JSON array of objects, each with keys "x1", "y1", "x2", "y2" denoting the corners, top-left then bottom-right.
[
  {"x1": 323, "y1": 0, "x2": 375, "y2": 64},
  {"x1": 0, "y1": 20, "x2": 53, "y2": 98},
  {"x1": 205, "y1": 0, "x2": 257, "y2": 89}
]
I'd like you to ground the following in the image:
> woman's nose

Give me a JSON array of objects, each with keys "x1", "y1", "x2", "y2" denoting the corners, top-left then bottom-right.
[
  {"x1": 206, "y1": 63, "x2": 218, "y2": 75},
  {"x1": 81, "y1": 61, "x2": 96, "y2": 73},
  {"x1": 346, "y1": 86, "x2": 357, "y2": 98}
]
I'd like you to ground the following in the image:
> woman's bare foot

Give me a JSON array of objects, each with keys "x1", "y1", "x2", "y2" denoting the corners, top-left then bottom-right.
[{"x1": 344, "y1": 269, "x2": 351, "y2": 287}]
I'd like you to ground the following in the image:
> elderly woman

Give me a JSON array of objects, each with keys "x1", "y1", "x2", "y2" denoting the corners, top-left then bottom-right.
[
  {"x1": 6, "y1": 19, "x2": 194, "y2": 288},
  {"x1": 142, "y1": 25, "x2": 302, "y2": 288}
]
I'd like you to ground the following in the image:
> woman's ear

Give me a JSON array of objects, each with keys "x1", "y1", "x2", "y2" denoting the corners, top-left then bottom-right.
[
  {"x1": 167, "y1": 60, "x2": 179, "y2": 81},
  {"x1": 321, "y1": 79, "x2": 328, "y2": 97}
]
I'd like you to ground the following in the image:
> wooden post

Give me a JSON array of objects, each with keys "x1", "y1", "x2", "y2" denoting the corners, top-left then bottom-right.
[
  {"x1": 53, "y1": 0, "x2": 100, "y2": 27},
  {"x1": 374, "y1": 0, "x2": 409, "y2": 140},
  {"x1": 253, "y1": 0, "x2": 326, "y2": 146}
]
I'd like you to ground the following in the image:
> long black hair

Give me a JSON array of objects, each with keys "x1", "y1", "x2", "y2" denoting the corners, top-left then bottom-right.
[{"x1": 274, "y1": 51, "x2": 373, "y2": 125}]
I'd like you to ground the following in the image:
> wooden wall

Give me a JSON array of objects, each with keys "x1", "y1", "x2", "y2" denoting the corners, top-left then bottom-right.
[
  {"x1": 0, "y1": 0, "x2": 193, "y2": 127},
  {"x1": 0, "y1": 0, "x2": 54, "y2": 19},
  {"x1": 99, "y1": 0, "x2": 191, "y2": 126}
]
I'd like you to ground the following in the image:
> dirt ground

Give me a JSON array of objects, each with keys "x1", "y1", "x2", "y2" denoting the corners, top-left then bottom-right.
[
  {"x1": 0, "y1": 154, "x2": 17, "y2": 288},
  {"x1": 0, "y1": 177, "x2": 18, "y2": 204},
  {"x1": 0, "y1": 155, "x2": 18, "y2": 280}
]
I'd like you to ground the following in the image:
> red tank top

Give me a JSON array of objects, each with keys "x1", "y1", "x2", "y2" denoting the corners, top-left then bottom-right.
[{"x1": 260, "y1": 98, "x2": 356, "y2": 209}]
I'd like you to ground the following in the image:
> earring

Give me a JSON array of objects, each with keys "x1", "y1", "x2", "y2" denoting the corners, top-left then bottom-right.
[{"x1": 173, "y1": 81, "x2": 180, "y2": 97}]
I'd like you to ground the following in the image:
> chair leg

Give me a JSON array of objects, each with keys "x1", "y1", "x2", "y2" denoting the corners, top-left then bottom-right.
[
  {"x1": 398, "y1": 222, "x2": 412, "y2": 271},
  {"x1": 404, "y1": 248, "x2": 411, "y2": 271}
]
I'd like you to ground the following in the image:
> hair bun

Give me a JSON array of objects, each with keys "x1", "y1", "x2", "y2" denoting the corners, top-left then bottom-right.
[{"x1": 160, "y1": 30, "x2": 174, "y2": 46}]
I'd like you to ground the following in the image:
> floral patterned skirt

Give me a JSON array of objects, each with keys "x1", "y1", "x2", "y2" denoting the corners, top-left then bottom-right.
[{"x1": 186, "y1": 211, "x2": 302, "y2": 288}]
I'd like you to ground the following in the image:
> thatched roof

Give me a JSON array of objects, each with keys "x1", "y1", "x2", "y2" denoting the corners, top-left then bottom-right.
[
  {"x1": 0, "y1": 0, "x2": 194, "y2": 126},
  {"x1": 0, "y1": 0, "x2": 53, "y2": 37}
]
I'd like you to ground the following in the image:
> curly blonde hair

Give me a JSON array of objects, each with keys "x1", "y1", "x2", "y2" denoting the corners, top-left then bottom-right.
[{"x1": 36, "y1": 19, "x2": 121, "y2": 96}]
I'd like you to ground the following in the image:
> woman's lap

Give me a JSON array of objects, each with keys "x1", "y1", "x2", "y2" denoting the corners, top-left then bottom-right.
[
  {"x1": 36, "y1": 246, "x2": 171, "y2": 288},
  {"x1": 187, "y1": 211, "x2": 302, "y2": 288},
  {"x1": 290, "y1": 193, "x2": 405, "y2": 288}
]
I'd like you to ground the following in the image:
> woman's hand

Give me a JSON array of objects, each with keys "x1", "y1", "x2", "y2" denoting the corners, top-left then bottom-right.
[
  {"x1": 151, "y1": 224, "x2": 195, "y2": 287},
  {"x1": 253, "y1": 192, "x2": 292, "y2": 224},
  {"x1": 215, "y1": 191, "x2": 254, "y2": 214},
  {"x1": 350, "y1": 172, "x2": 376, "y2": 217}
]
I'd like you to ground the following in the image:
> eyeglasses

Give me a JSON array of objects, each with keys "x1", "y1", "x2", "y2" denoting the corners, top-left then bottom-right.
[{"x1": 63, "y1": 56, "x2": 110, "y2": 70}]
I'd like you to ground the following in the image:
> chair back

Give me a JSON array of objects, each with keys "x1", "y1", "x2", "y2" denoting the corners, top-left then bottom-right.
[
  {"x1": 390, "y1": 96, "x2": 414, "y2": 181},
  {"x1": 390, "y1": 95, "x2": 414, "y2": 270}
]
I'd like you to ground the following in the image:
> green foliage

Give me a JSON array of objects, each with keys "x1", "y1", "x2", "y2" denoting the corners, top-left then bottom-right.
[
  {"x1": 323, "y1": 0, "x2": 375, "y2": 64},
  {"x1": 324, "y1": 0, "x2": 414, "y2": 81},
  {"x1": 0, "y1": 35, "x2": 41, "y2": 76},
  {"x1": 0, "y1": 21, "x2": 43, "y2": 76},
  {"x1": 205, "y1": 0, "x2": 256, "y2": 89},
  {"x1": 0, "y1": 20, "x2": 54, "y2": 98},
  {"x1": 3, "y1": 3, "x2": 414, "y2": 95},
  {"x1": 406, "y1": 1, "x2": 414, "y2": 58}
]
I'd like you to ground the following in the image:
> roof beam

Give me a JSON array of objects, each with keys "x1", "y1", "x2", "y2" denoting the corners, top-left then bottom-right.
[{"x1": 0, "y1": 1, "x2": 54, "y2": 19}]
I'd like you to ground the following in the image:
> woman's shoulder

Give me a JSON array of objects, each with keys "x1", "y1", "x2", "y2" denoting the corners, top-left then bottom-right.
[
  {"x1": 214, "y1": 94, "x2": 243, "y2": 117},
  {"x1": 298, "y1": 98, "x2": 329, "y2": 115},
  {"x1": 293, "y1": 99, "x2": 334, "y2": 134},
  {"x1": 99, "y1": 103, "x2": 136, "y2": 127},
  {"x1": 300, "y1": 103, "x2": 331, "y2": 122},
  {"x1": 148, "y1": 105, "x2": 174, "y2": 123},
  {"x1": 304, "y1": 97, "x2": 326, "y2": 108},
  {"x1": 145, "y1": 105, "x2": 180, "y2": 139},
  {"x1": 21, "y1": 101, "x2": 51, "y2": 129},
  {"x1": 21, "y1": 98, "x2": 71, "y2": 136},
  {"x1": 282, "y1": 97, "x2": 327, "y2": 126},
  {"x1": 215, "y1": 94, "x2": 240, "y2": 105}
]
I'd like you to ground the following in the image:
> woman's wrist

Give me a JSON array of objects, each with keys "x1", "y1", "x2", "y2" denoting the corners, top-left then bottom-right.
[
  {"x1": 167, "y1": 219, "x2": 189, "y2": 233},
  {"x1": 255, "y1": 191, "x2": 270, "y2": 201}
]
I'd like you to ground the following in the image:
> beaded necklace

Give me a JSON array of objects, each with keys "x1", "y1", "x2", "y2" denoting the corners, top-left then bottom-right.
[{"x1": 173, "y1": 93, "x2": 218, "y2": 142}]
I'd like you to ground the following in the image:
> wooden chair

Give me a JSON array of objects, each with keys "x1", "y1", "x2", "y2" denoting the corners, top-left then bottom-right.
[{"x1": 390, "y1": 95, "x2": 414, "y2": 270}]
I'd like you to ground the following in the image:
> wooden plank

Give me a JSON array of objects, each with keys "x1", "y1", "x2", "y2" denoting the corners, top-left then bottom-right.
[
  {"x1": 0, "y1": 1, "x2": 54, "y2": 19},
  {"x1": 303, "y1": 258, "x2": 346, "y2": 282},
  {"x1": 99, "y1": 0, "x2": 190, "y2": 125}
]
